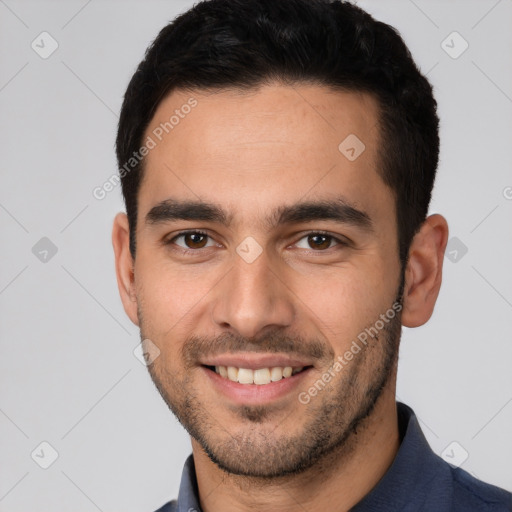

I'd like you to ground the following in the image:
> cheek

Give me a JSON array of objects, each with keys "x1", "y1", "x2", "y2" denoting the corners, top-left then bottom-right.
[
  {"x1": 134, "y1": 254, "x2": 220, "y2": 338},
  {"x1": 289, "y1": 261, "x2": 397, "y2": 344}
]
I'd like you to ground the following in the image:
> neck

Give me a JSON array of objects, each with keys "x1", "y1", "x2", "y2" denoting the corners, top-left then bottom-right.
[{"x1": 191, "y1": 384, "x2": 400, "y2": 512}]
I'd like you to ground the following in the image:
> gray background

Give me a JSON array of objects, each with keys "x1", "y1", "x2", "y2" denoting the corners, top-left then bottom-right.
[{"x1": 1, "y1": 0, "x2": 511, "y2": 510}]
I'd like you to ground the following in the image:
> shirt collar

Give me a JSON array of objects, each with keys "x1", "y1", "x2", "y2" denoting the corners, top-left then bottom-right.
[
  {"x1": 350, "y1": 402, "x2": 452, "y2": 511},
  {"x1": 174, "y1": 402, "x2": 450, "y2": 512},
  {"x1": 175, "y1": 454, "x2": 201, "y2": 512}
]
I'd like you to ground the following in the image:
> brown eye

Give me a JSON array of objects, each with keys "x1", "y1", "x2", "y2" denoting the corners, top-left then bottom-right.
[
  {"x1": 183, "y1": 232, "x2": 208, "y2": 249},
  {"x1": 168, "y1": 231, "x2": 215, "y2": 251},
  {"x1": 307, "y1": 234, "x2": 334, "y2": 250},
  {"x1": 294, "y1": 232, "x2": 346, "y2": 251}
]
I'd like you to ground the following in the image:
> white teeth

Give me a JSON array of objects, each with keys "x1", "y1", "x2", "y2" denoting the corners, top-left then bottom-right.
[
  {"x1": 214, "y1": 365, "x2": 305, "y2": 384},
  {"x1": 270, "y1": 367, "x2": 283, "y2": 381},
  {"x1": 237, "y1": 368, "x2": 254, "y2": 384},
  {"x1": 254, "y1": 368, "x2": 271, "y2": 385},
  {"x1": 227, "y1": 366, "x2": 239, "y2": 382}
]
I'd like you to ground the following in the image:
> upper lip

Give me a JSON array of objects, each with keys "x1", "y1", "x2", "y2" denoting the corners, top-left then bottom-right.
[{"x1": 200, "y1": 353, "x2": 314, "y2": 370}]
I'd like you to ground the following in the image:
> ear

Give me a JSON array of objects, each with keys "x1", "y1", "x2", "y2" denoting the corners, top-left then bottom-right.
[
  {"x1": 112, "y1": 212, "x2": 139, "y2": 326},
  {"x1": 401, "y1": 214, "x2": 449, "y2": 327}
]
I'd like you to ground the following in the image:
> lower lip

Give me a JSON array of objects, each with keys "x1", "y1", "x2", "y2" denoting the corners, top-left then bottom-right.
[{"x1": 202, "y1": 366, "x2": 312, "y2": 405}]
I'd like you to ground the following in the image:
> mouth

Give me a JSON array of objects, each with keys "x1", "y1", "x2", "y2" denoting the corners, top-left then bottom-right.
[
  {"x1": 204, "y1": 364, "x2": 311, "y2": 385},
  {"x1": 201, "y1": 360, "x2": 314, "y2": 406}
]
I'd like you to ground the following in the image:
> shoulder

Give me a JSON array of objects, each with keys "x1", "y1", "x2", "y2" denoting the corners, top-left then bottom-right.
[
  {"x1": 449, "y1": 466, "x2": 512, "y2": 511},
  {"x1": 152, "y1": 499, "x2": 178, "y2": 512}
]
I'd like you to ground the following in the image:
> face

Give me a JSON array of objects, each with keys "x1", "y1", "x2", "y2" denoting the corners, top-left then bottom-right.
[{"x1": 125, "y1": 84, "x2": 405, "y2": 477}]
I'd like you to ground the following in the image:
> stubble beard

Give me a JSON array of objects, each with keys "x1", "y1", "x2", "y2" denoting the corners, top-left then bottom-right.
[{"x1": 141, "y1": 289, "x2": 403, "y2": 479}]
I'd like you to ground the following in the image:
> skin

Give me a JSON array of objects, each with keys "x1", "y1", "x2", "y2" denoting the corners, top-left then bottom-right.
[{"x1": 112, "y1": 83, "x2": 449, "y2": 512}]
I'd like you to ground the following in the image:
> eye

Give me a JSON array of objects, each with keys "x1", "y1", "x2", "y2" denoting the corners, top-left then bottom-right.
[
  {"x1": 167, "y1": 230, "x2": 218, "y2": 251},
  {"x1": 294, "y1": 232, "x2": 346, "y2": 251}
]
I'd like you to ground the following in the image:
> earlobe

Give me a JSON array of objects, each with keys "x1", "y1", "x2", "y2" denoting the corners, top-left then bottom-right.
[
  {"x1": 401, "y1": 214, "x2": 449, "y2": 328},
  {"x1": 112, "y1": 212, "x2": 139, "y2": 326}
]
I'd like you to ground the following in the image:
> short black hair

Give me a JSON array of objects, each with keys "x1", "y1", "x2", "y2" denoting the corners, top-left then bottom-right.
[{"x1": 116, "y1": 0, "x2": 439, "y2": 266}]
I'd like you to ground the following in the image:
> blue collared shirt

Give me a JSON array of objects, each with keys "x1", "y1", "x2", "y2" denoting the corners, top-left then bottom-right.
[{"x1": 154, "y1": 402, "x2": 512, "y2": 511}]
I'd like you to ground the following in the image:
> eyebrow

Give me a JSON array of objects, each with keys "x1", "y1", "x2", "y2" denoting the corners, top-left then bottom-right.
[{"x1": 145, "y1": 197, "x2": 374, "y2": 232}]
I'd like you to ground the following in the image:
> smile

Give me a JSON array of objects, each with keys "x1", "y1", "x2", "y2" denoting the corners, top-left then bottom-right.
[{"x1": 210, "y1": 365, "x2": 307, "y2": 385}]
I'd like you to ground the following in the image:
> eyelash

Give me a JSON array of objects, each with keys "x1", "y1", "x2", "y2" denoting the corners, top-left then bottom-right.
[{"x1": 164, "y1": 230, "x2": 349, "y2": 255}]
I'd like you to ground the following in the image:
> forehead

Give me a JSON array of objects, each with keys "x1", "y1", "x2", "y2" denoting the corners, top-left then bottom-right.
[{"x1": 139, "y1": 83, "x2": 391, "y2": 227}]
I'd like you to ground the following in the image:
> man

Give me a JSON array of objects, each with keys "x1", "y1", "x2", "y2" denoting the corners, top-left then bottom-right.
[{"x1": 112, "y1": 0, "x2": 512, "y2": 510}]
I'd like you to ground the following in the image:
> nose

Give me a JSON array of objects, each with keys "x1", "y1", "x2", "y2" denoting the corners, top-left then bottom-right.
[{"x1": 210, "y1": 247, "x2": 295, "y2": 340}]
